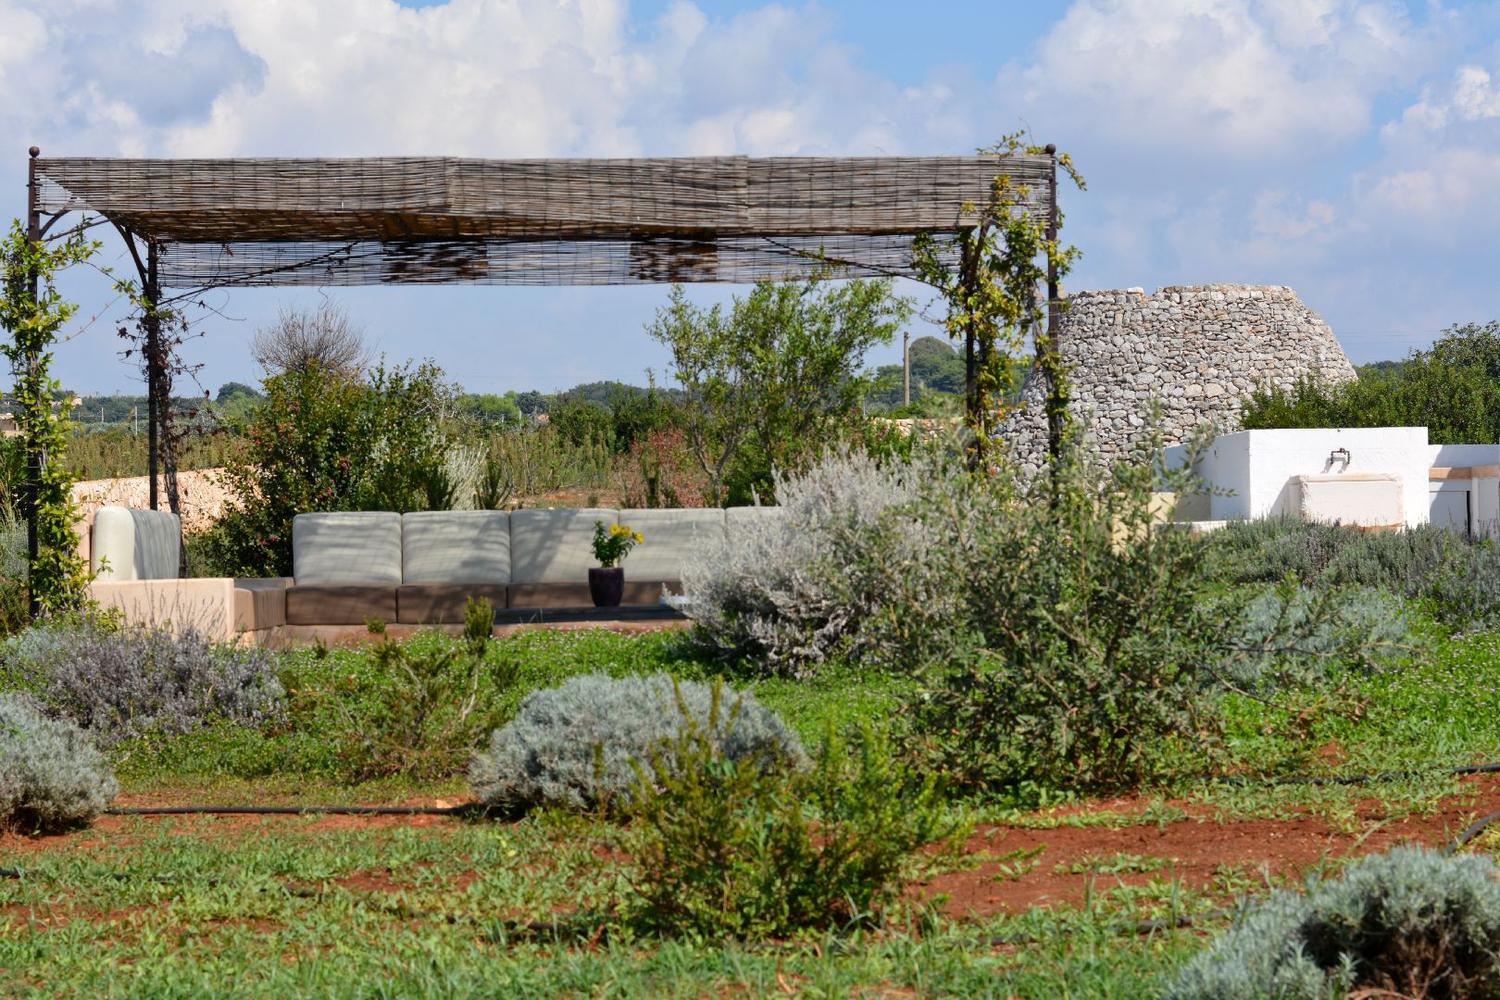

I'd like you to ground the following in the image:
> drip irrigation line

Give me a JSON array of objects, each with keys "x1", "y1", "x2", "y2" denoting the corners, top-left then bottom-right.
[
  {"x1": 987, "y1": 907, "x2": 1233, "y2": 947},
  {"x1": 1211, "y1": 761, "x2": 1500, "y2": 788},
  {"x1": 102, "y1": 803, "x2": 491, "y2": 818}
]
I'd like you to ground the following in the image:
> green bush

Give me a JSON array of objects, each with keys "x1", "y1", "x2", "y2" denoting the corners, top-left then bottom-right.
[
  {"x1": 1213, "y1": 583, "x2": 1416, "y2": 695},
  {"x1": 625, "y1": 715, "x2": 947, "y2": 938},
  {"x1": 1205, "y1": 518, "x2": 1500, "y2": 629},
  {"x1": 1167, "y1": 847, "x2": 1500, "y2": 1000},
  {"x1": 287, "y1": 636, "x2": 514, "y2": 782},
  {"x1": 1240, "y1": 321, "x2": 1500, "y2": 444},
  {"x1": 0, "y1": 692, "x2": 118, "y2": 833},
  {"x1": 202, "y1": 360, "x2": 460, "y2": 577},
  {"x1": 468, "y1": 673, "x2": 804, "y2": 814},
  {"x1": 1, "y1": 622, "x2": 284, "y2": 747}
]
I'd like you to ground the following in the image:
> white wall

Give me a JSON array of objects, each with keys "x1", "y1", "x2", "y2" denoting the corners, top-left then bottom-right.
[
  {"x1": 1429, "y1": 443, "x2": 1500, "y2": 468},
  {"x1": 1189, "y1": 427, "x2": 1431, "y2": 528}
]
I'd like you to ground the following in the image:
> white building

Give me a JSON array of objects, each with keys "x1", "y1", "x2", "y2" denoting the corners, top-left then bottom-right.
[{"x1": 1164, "y1": 427, "x2": 1499, "y2": 536}]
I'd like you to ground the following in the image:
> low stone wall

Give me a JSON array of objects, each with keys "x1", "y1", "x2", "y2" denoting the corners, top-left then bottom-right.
[{"x1": 1002, "y1": 284, "x2": 1358, "y2": 473}]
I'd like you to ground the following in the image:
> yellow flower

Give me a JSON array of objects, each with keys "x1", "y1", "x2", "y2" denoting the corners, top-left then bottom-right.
[
  {"x1": 610, "y1": 523, "x2": 627, "y2": 536},
  {"x1": 632, "y1": 531, "x2": 644, "y2": 544}
]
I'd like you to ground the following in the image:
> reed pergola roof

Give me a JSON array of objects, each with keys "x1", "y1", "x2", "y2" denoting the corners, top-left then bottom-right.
[{"x1": 32, "y1": 154, "x2": 1055, "y2": 289}]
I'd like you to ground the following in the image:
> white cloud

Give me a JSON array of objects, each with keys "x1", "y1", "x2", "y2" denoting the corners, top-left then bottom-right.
[{"x1": 1011, "y1": 0, "x2": 1430, "y2": 158}]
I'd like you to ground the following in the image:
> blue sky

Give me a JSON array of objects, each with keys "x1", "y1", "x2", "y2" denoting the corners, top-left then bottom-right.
[{"x1": 3, "y1": 0, "x2": 1499, "y2": 396}]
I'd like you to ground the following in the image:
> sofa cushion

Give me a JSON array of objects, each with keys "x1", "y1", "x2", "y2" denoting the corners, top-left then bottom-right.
[
  {"x1": 293, "y1": 512, "x2": 402, "y2": 585},
  {"x1": 397, "y1": 584, "x2": 509, "y2": 624},
  {"x1": 617, "y1": 509, "x2": 726, "y2": 582},
  {"x1": 91, "y1": 506, "x2": 181, "y2": 581},
  {"x1": 234, "y1": 578, "x2": 291, "y2": 631},
  {"x1": 285, "y1": 585, "x2": 397, "y2": 626},
  {"x1": 509, "y1": 508, "x2": 617, "y2": 585},
  {"x1": 724, "y1": 505, "x2": 784, "y2": 534},
  {"x1": 401, "y1": 511, "x2": 510, "y2": 584}
]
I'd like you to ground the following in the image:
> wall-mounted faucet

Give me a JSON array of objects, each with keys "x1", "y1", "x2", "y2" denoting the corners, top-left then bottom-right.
[{"x1": 1326, "y1": 447, "x2": 1352, "y2": 472}]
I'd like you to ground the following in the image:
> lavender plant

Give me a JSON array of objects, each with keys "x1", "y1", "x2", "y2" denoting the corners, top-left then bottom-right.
[
  {"x1": 674, "y1": 448, "x2": 935, "y2": 676},
  {"x1": 1167, "y1": 847, "x2": 1500, "y2": 999},
  {"x1": 0, "y1": 692, "x2": 118, "y2": 832},
  {"x1": 469, "y1": 673, "x2": 805, "y2": 814},
  {"x1": 2, "y1": 623, "x2": 284, "y2": 746}
]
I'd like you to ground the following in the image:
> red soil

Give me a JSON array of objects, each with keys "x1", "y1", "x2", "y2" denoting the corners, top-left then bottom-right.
[{"x1": 7, "y1": 777, "x2": 1500, "y2": 921}]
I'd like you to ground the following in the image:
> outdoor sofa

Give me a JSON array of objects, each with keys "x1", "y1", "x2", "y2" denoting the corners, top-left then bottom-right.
[{"x1": 85, "y1": 505, "x2": 777, "y2": 641}]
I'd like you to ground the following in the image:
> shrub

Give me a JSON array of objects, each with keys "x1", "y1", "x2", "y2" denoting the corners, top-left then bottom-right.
[
  {"x1": 202, "y1": 359, "x2": 460, "y2": 577},
  {"x1": 1240, "y1": 321, "x2": 1500, "y2": 445},
  {"x1": 468, "y1": 673, "x2": 805, "y2": 814},
  {"x1": 289, "y1": 636, "x2": 515, "y2": 782},
  {"x1": 1166, "y1": 847, "x2": 1500, "y2": 1000},
  {"x1": 1204, "y1": 518, "x2": 1500, "y2": 630},
  {"x1": 1212, "y1": 583, "x2": 1416, "y2": 695},
  {"x1": 675, "y1": 448, "x2": 928, "y2": 676},
  {"x1": 0, "y1": 692, "x2": 118, "y2": 833},
  {"x1": 2, "y1": 623, "x2": 284, "y2": 746},
  {"x1": 626, "y1": 719, "x2": 948, "y2": 938}
]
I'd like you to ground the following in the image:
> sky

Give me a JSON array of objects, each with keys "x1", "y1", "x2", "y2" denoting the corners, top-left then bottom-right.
[{"x1": 1, "y1": 0, "x2": 1499, "y2": 396}]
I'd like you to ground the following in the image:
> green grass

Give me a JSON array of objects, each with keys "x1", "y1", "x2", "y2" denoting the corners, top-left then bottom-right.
[
  {"x1": 0, "y1": 812, "x2": 1214, "y2": 998},
  {"x1": 11, "y1": 607, "x2": 1500, "y2": 995}
]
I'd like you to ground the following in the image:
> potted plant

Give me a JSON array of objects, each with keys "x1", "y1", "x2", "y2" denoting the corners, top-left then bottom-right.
[{"x1": 590, "y1": 520, "x2": 643, "y2": 608}]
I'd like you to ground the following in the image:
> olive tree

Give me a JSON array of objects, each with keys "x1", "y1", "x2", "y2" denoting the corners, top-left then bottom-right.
[{"x1": 647, "y1": 278, "x2": 912, "y2": 504}]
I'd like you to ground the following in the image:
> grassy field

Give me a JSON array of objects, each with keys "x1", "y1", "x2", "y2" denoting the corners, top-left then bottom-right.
[{"x1": 6, "y1": 616, "x2": 1500, "y2": 997}]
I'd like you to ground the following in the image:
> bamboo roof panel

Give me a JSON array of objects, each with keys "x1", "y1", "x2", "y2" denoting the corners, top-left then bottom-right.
[{"x1": 33, "y1": 154, "x2": 1053, "y2": 287}]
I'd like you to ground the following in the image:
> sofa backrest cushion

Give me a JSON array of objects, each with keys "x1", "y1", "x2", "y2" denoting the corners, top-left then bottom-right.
[
  {"x1": 617, "y1": 508, "x2": 726, "y2": 581},
  {"x1": 509, "y1": 508, "x2": 616, "y2": 585},
  {"x1": 91, "y1": 506, "x2": 181, "y2": 581},
  {"x1": 401, "y1": 511, "x2": 511, "y2": 584},
  {"x1": 293, "y1": 512, "x2": 403, "y2": 585},
  {"x1": 724, "y1": 505, "x2": 785, "y2": 534}
]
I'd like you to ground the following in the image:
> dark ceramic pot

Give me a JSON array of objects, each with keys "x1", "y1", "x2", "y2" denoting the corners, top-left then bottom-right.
[{"x1": 589, "y1": 566, "x2": 624, "y2": 608}]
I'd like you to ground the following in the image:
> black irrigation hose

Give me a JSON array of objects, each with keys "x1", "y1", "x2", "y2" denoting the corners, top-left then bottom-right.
[
  {"x1": 1211, "y1": 760, "x2": 1500, "y2": 788},
  {"x1": 102, "y1": 803, "x2": 491, "y2": 818}
]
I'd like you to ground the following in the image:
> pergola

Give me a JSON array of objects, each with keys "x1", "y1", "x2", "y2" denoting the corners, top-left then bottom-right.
[{"x1": 21, "y1": 146, "x2": 1060, "y2": 549}]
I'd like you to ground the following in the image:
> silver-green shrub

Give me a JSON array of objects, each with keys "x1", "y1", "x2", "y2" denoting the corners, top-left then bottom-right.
[
  {"x1": 1166, "y1": 847, "x2": 1500, "y2": 999},
  {"x1": 0, "y1": 692, "x2": 118, "y2": 832},
  {"x1": 1213, "y1": 584, "x2": 1416, "y2": 694},
  {"x1": 675, "y1": 448, "x2": 935, "y2": 676},
  {"x1": 0, "y1": 623, "x2": 285, "y2": 746},
  {"x1": 469, "y1": 673, "x2": 806, "y2": 813}
]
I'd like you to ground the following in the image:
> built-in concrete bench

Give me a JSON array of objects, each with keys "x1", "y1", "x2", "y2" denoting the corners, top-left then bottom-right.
[
  {"x1": 85, "y1": 504, "x2": 775, "y2": 638},
  {"x1": 87, "y1": 507, "x2": 290, "y2": 641}
]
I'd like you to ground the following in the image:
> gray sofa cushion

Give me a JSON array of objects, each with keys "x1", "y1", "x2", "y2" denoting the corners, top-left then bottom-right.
[
  {"x1": 293, "y1": 512, "x2": 402, "y2": 585},
  {"x1": 509, "y1": 508, "x2": 617, "y2": 585},
  {"x1": 617, "y1": 508, "x2": 726, "y2": 581},
  {"x1": 401, "y1": 511, "x2": 510, "y2": 584},
  {"x1": 91, "y1": 506, "x2": 181, "y2": 581}
]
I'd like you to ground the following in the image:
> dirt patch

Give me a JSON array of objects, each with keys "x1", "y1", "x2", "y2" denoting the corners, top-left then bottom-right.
[
  {"x1": 11, "y1": 778, "x2": 1500, "y2": 926},
  {"x1": 918, "y1": 773, "x2": 1500, "y2": 918}
]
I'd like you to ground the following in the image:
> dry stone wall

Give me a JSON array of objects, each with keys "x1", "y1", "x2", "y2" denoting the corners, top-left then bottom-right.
[{"x1": 1001, "y1": 284, "x2": 1356, "y2": 472}]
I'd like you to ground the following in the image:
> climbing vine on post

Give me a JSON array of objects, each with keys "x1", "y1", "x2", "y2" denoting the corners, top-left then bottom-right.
[
  {"x1": 912, "y1": 133, "x2": 1084, "y2": 468},
  {"x1": 0, "y1": 221, "x2": 99, "y2": 615}
]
